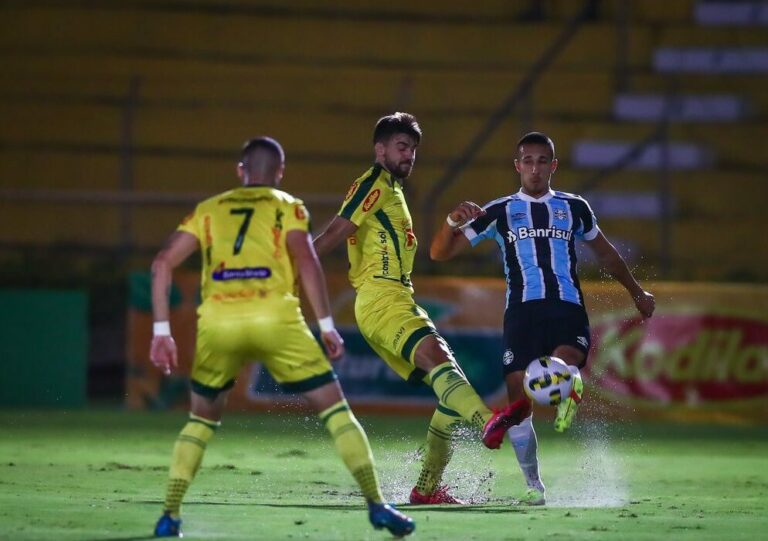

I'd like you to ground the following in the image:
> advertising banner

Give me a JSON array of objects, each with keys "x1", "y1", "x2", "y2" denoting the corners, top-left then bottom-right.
[
  {"x1": 126, "y1": 272, "x2": 768, "y2": 424},
  {"x1": 587, "y1": 286, "x2": 768, "y2": 424}
]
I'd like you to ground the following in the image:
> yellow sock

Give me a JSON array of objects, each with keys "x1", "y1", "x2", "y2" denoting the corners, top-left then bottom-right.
[
  {"x1": 428, "y1": 362, "x2": 492, "y2": 429},
  {"x1": 163, "y1": 414, "x2": 219, "y2": 517},
  {"x1": 415, "y1": 404, "x2": 461, "y2": 495},
  {"x1": 319, "y1": 400, "x2": 384, "y2": 504}
]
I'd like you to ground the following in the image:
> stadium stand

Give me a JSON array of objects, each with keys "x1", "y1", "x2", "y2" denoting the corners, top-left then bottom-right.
[{"x1": 0, "y1": 0, "x2": 765, "y2": 281}]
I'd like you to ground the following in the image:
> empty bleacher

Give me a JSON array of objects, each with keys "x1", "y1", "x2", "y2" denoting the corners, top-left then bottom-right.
[{"x1": 0, "y1": 0, "x2": 765, "y2": 281}]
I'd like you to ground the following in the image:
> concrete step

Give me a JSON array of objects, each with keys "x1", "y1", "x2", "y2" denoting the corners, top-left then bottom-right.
[
  {"x1": 0, "y1": 7, "x2": 655, "y2": 70},
  {"x1": 572, "y1": 140, "x2": 713, "y2": 170},
  {"x1": 613, "y1": 94, "x2": 751, "y2": 122},
  {"x1": 0, "y1": 66, "x2": 620, "y2": 116},
  {"x1": 654, "y1": 47, "x2": 768, "y2": 73},
  {"x1": 695, "y1": 1, "x2": 768, "y2": 26}
]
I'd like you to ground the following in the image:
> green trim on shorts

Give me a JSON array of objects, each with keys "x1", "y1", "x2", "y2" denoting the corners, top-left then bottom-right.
[
  {"x1": 401, "y1": 326, "x2": 436, "y2": 363},
  {"x1": 436, "y1": 403, "x2": 461, "y2": 417},
  {"x1": 190, "y1": 378, "x2": 235, "y2": 399},
  {"x1": 280, "y1": 370, "x2": 338, "y2": 394}
]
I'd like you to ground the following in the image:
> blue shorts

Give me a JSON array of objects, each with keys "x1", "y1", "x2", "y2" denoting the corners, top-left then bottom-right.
[{"x1": 502, "y1": 299, "x2": 591, "y2": 374}]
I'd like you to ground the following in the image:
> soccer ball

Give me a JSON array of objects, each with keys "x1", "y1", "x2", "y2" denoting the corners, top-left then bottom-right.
[{"x1": 523, "y1": 356, "x2": 574, "y2": 406}]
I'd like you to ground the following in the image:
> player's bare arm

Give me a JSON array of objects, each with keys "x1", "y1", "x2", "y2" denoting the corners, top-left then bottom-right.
[
  {"x1": 287, "y1": 229, "x2": 345, "y2": 360},
  {"x1": 313, "y1": 215, "x2": 358, "y2": 258},
  {"x1": 149, "y1": 230, "x2": 199, "y2": 375},
  {"x1": 429, "y1": 201, "x2": 484, "y2": 261},
  {"x1": 586, "y1": 231, "x2": 655, "y2": 319}
]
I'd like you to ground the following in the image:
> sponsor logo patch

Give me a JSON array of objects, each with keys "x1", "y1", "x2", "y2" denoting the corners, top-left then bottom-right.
[
  {"x1": 506, "y1": 226, "x2": 572, "y2": 243},
  {"x1": 344, "y1": 182, "x2": 359, "y2": 201},
  {"x1": 362, "y1": 189, "x2": 381, "y2": 212},
  {"x1": 405, "y1": 227, "x2": 416, "y2": 250},
  {"x1": 393, "y1": 326, "x2": 406, "y2": 349},
  {"x1": 212, "y1": 266, "x2": 272, "y2": 281}
]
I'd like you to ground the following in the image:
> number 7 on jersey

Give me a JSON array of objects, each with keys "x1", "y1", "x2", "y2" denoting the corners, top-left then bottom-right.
[{"x1": 230, "y1": 207, "x2": 254, "y2": 255}]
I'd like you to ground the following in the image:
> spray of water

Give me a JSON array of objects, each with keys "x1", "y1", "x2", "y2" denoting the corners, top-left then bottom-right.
[
  {"x1": 547, "y1": 414, "x2": 631, "y2": 508},
  {"x1": 375, "y1": 424, "x2": 496, "y2": 504}
]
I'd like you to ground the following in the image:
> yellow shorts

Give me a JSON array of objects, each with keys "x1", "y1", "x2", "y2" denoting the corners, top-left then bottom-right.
[
  {"x1": 355, "y1": 283, "x2": 439, "y2": 384},
  {"x1": 191, "y1": 299, "x2": 335, "y2": 397}
]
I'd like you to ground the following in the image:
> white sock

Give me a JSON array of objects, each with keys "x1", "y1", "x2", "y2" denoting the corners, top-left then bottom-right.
[{"x1": 506, "y1": 414, "x2": 544, "y2": 492}]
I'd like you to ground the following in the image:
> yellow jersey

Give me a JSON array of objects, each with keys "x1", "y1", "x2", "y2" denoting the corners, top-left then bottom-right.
[
  {"x1": 337, "y1": 164, "x2": 417, "y2": 292},
  {"x1": 178, "y1": 185, "x2": 310, "y2": 309}
]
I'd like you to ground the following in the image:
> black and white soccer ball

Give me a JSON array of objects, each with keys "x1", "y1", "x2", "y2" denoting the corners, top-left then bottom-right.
[{"x1": 523, "y1": 356, "x2": 574, "y2": 406}]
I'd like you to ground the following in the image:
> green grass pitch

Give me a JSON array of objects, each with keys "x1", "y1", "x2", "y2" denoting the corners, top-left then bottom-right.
[{"x1": 0, "y1": 409, "x2": 766, "y2": 540}]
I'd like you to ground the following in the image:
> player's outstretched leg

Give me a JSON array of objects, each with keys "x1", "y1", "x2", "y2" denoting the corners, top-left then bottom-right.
[
  {"x1": 410, "y1": 404, "x2": 465, "y2": 505},
  {"x1": 154, "y1": 414, "x2": 220, "y2": 537},
  {"x1": 554, "y1": 366, "x2": 583, "y2": 432},
  {"x1": 368, "y1": 503, "x2": 416, "y2": 537},
  {"x1": 481, "y1": 399, "x2": 532, "y2": 449},
  {"x1": 427, "y1": 361, "x2": 496, "y2": 438},
  {"x1": 507, "y1": 414, "x2": 546, "y2": 505}
]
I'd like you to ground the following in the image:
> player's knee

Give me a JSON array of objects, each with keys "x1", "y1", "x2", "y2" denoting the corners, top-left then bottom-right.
[
  {"x1": 414, "y1": 336, "x2": 453, "y2": 369},
  {"x1": 552, "y1": 347, "x2": 584, "y2": 367},
  {"x1": 506, "y1": 377, "x2": 528, "y2": 402},
  {"x1": 302, "y1": 380, "x2": 345, "y2": 413},
  {"x1": 189, "y1": 389, "x2": 228, "y2": 422}
]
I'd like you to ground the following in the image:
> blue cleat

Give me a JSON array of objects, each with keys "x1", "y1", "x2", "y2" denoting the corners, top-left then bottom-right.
[
  {"x1": 368, "y1": 502, "x2": 415, "y2": 537},
  {"x1": 154, "y1": 512, "x2": 182, "y2": 538}
]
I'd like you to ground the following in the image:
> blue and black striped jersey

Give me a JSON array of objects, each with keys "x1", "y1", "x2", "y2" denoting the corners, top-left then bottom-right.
[{"x1": 463, "y1": 189, "x2": 599, "y2": 307}]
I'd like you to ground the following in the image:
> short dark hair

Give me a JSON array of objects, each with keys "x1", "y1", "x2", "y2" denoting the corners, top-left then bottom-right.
[
  {"x1": 516, "y1": 132, "x2": 555, "y2": 159},
  {"x1": 372, "y1": 112, "x2": 422, "y2": 144},
  {"x1": 240, "y1": 136, "x2": 285, "y2": 166}
]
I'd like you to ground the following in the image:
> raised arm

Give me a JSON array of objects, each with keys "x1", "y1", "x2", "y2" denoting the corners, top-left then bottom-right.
[
  {"x1": 430, "y1": 201, "x2": 485, "y2": 261},
  {"x1": 287, "y1": 229, "x2": 345, "y2": 360},
  {"x1": 585, "y1": 231, "x2": 655, "y2": 319},
  {"x1": 313, "y1": 215, "x2": 358, "y2": 258},
  {"x1": 150, "y1": 231, "x2": 200, "y2": 374}
]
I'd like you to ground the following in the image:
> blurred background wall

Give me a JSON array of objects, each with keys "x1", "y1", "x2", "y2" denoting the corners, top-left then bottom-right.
[{"x1": 0, "y1": 0, "x2": 766, "y2": 407}]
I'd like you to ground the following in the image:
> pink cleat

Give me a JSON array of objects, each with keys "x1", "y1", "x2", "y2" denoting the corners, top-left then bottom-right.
[{"x1": 481, "y1": 399, "x2": 532, "y2": 449}]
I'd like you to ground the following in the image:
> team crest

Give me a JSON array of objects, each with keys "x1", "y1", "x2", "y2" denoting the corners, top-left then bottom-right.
[
  {"x1": 503, "y1": 349, "x2": 515, "y2": 365},
  {"x1": 294, "y1": 204, "x2": 306, "y2": 220},
  {"x1": 554, "y1": 208, "x2": 568, "y2": 221}
]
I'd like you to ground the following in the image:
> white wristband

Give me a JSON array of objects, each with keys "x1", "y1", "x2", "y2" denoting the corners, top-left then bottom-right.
[
  {"x1": 318, "y1": 316, "x2": 335, "y2": 333},
  {"x1": 446, "y1": 214, "x2": 462, "y2": 228},
  {"x1": 153, "y1": 321, "x2": 171, "y2": 336}
]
